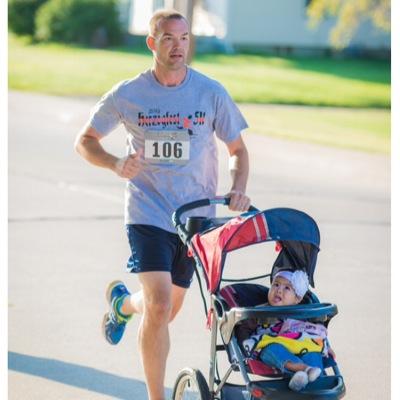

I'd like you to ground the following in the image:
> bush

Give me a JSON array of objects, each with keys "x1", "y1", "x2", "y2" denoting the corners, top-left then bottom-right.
[
  {"x1": 35, "y1": 0, "x2": 122, "y2": 46},
  {"x1": 8, "y1": 0, "x2": 49, "y2": 35}
]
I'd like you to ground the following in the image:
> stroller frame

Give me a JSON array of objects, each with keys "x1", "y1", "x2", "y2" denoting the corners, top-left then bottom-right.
[{"x1": 172, "y1": 197, "x2": 346, "y2": 400}]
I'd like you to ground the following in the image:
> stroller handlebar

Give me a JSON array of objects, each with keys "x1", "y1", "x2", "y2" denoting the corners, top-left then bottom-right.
[{"x1": 172, "y1": 197, "x2": 258, "y2": 244}]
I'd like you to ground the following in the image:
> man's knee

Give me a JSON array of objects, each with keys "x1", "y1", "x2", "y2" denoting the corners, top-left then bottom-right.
[{"x1": 144, "y1": 298, "x2": 172, "y2": 323}]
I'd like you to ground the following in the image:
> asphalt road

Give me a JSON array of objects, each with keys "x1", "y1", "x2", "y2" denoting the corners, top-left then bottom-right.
[{"x1": 8, "y1": 91, "x2": 390, "y2": 399}]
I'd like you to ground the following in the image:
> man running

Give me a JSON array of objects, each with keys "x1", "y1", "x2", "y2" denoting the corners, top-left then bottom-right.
[{"x1": 75, "y1": 9, "x2": 250, "y2": 400}]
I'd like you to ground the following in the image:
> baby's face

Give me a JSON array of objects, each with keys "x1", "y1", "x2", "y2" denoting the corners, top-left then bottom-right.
[{"x1": 268, "y1": 276, "x2": 300, "y2": 306}]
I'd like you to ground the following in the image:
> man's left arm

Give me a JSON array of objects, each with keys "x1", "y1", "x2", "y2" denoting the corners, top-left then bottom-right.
[{"x1": 225, "y1": 135, "x2": 251, "y2": 211}]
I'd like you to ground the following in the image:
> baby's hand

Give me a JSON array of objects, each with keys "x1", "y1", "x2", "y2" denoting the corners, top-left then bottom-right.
[
  {"x1": 242, "y1": 338, "x2": 257, "y2": 356},
  {"x1": 327, "y1": 347, "x2": 336, "y2": 360}
]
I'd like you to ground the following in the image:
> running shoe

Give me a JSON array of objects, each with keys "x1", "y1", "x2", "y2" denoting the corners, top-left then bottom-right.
[{"x1": 102, "y1": 280, "x2": 132, "y2": 345}]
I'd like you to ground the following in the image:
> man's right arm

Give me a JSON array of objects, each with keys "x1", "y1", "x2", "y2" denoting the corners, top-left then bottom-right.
[{"x1": 74, "y1": 125, "x2": 143, "y2": 179}]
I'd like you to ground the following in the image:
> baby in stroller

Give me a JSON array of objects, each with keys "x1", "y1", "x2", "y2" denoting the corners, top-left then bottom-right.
[{"x1": 237, "y1": 270, "x2": 335, "y2": 392}]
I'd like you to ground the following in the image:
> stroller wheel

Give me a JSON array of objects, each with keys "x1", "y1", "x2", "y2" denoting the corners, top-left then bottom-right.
[{"x1": 172, "y1": 367, "x2": 210, "y2": 400}]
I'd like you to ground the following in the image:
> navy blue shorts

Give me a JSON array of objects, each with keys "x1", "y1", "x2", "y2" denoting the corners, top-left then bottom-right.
[{"x1": 126, "y1": 224, "x2": 195, "y2": 289}]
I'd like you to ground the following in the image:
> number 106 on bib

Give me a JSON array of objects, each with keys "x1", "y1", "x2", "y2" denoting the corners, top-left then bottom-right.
[{"x1": 145, "y1": 139, "x2": 190, "y2": 164}]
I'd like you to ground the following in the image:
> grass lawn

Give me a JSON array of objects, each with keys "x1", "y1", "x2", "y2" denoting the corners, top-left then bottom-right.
[
  {"x1": 8, "y1": 35, "x2": 152, "y2": 96},
  {"x1": 195, "y1": 54, "x2": 390, "y2": 108},
  {"x1": 8, "y1": 34, "x2": 390, "y2": 153},
  {"x1": 240, "y1": 105, "x2": 390, "y2": 154},
  {"x1": 9, "y1": 34, "x2": 390, "y2": 108}
]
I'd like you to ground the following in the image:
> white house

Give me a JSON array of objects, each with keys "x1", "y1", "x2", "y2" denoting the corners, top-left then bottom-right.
[{"x1": 122, "y1": 0, "x2": 390, "y2": 56}]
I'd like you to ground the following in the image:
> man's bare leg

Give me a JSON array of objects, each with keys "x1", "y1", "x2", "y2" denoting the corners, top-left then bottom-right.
[
  {"x1": 120, "y1": 282, "x2": 187, "y2": 322},
  {"x1": 119, "y1": 272, "x2": 185, "y2": 400},
  {"x1": 136, "y1": 272, "x2": 171, "y2": 400},
  {"x1": 170, "y1": 284, "x2": 187, "y2": 321}
]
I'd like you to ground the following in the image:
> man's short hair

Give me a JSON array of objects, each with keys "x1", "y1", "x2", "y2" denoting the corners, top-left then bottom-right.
[{"x1": 149, "y1": 9, "x2": 188, "y2": 37}]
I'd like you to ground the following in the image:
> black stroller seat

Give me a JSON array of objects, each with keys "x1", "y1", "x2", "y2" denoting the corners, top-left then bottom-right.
[
  {"x1": 217, "y1": 283, "x2": 320, "y2": 378},
  {"x1": 214, "y1": 282, "x2": 345, "y2": 399},
  {"x1": 218, "y1": 283, "x2": 281, "y2": 377}
]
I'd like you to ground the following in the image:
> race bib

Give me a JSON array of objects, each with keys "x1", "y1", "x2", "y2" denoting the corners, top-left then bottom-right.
[{"x1": 144, "y1": 130, "x2": 190, "y2": 165}]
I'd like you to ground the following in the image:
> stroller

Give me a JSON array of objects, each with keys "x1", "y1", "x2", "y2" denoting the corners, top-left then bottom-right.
[{"x1": 171, "y1": 197, "x2": 346, "y2": 400}]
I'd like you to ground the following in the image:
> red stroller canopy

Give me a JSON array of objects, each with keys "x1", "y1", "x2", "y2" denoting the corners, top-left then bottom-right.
[{"x1": 190, "y1": 208, "x2": 320, "y2": 294}]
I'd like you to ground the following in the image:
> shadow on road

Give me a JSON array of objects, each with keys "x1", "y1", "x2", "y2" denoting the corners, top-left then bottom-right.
[{"x1": 9, "y1": 351, "x2": 170, "y2": 399}]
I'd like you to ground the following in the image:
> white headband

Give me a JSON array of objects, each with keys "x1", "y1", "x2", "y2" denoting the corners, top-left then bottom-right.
[{"x1": 273, "y1": 270, "x2": 309, "y2": 298}]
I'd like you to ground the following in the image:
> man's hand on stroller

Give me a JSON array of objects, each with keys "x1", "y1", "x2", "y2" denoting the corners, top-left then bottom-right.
[{"x1": 226, "y1": 190, "x2": 251, "y2": 212}]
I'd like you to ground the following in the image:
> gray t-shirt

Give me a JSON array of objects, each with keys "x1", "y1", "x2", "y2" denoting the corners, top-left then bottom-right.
[{"x1": 89, "y1": 68, "x2": 248, "y2": 232}]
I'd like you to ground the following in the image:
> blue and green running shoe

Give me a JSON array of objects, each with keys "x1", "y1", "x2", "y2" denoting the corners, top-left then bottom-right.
[{"x1": 102, "y1": 280, "x2": 132, "y2": 345}]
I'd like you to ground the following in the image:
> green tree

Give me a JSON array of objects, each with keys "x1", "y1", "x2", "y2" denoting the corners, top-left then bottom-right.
[
  {"x1": 8, "y1": 0, "x2": 49, "y2": 36},
  {"x1": 307, "y1": 0, "x2": 390, "y2": 48},
  {"x1": 35, "y1": 0, "x2": 122, "y2": 46}
]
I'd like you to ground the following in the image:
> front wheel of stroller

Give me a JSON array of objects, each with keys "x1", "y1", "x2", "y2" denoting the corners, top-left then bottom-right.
[{"x1": 172, "y1": 367, "x2": 210, "y2": 400}]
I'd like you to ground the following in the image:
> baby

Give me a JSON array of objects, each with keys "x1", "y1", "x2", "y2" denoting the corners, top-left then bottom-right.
[{"x1": 240, "y1": 270, "x2": 334, "y2": 392}]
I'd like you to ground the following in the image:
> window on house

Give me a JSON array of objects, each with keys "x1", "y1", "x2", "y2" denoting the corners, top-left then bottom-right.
[{"x1": 153, "y1": 0, "x2": 165, "y2": 11}]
